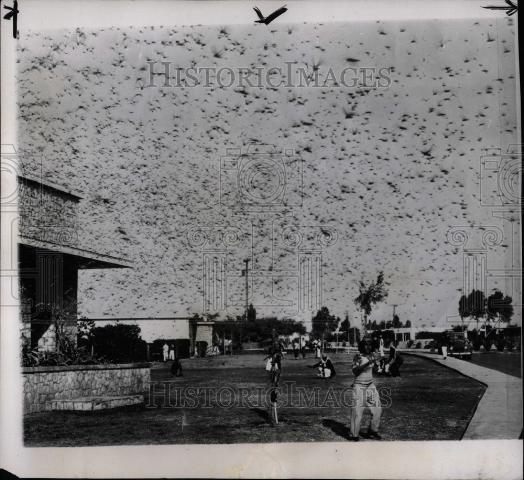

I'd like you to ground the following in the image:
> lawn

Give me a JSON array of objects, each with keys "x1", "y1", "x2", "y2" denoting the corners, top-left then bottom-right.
[
  {"x1": 24, "y1": 353, "x2": 486, "y2": 446},
  {"x1": 470, "y1": 351, "x2": 521, "y2": 378}
]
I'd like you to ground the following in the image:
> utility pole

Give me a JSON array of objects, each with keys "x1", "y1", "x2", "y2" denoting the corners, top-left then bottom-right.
[
  {"x1": 243, "y1": 259, "x2": 250, "y2": 321},
  {"x1": 392, "y1": 304, "x2": 398, "y2": 319}
]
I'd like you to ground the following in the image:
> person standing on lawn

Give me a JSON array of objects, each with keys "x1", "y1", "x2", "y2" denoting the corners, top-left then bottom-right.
[
  {"x1": 349, "y1": 340, "x2": 382, "y2": 441},
  {"x1": 379, "y1": 335, "x2": 385, "y2": 358},
  {"x1": 293, "y1": 339, "x2": 299, "y2": 359},
  {"x1": 170, "y1": 355, "x2": 183, "y2": 377},
  {"x1": 441, "y1": 336, "x2": 448, "y2": 360},
  {"x1": 387, "y1": 340, "x2": 403, "y2": 377},
  {"x1": 162, "y1": 342, "x2": 169, "y2": 362}
]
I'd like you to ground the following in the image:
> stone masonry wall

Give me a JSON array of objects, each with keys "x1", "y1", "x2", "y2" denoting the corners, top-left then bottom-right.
[
  {"x1": 19, "y1": 177, "x2": 79, "y2": 247},
  {"x1": 23, "y1": 363, "x2": 150, "y2": 414}
]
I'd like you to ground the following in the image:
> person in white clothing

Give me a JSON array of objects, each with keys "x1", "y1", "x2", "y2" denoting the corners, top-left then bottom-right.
[{"x1": 441, "y1": 338, "x2": 448, "y2": 360}]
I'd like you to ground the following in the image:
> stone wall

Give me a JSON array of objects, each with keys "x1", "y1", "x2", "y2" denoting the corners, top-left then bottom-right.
[{"x1": 22, "y1": 363, "x2": 150, "y2": 414}]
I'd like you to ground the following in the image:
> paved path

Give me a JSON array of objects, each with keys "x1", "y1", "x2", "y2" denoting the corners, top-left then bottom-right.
[{"x1": 406, "y1": 352, "x2": 522, "y2": 439}]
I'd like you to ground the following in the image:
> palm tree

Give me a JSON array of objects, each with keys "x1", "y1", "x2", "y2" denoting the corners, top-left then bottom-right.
[{"x1": 354, "y1": 271, "x2": 388, "y2": 335}]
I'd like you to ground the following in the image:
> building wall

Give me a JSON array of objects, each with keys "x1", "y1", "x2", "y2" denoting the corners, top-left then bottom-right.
[
  {"x1": 18, "y1": 177, "x2": 79, "y2": 247},
  {"x1": 195, "y1": 323, "x2": 213, "y2": 345},
  {"x1": 22, "y1": 363, "x2": 150, "y2": 414},
  {"x1": 19, "y1": 245, "x2": 79, "y2": 351}
]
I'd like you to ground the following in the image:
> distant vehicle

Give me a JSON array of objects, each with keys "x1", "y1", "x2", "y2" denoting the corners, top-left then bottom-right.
[{"x1": 445, "y1": 331, "x2": 472, "y2": 360}]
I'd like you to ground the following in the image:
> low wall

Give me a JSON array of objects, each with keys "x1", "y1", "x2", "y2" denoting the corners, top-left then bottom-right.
[{"x1": 23, "y1": 363, "x2": 150, "y2": 414}]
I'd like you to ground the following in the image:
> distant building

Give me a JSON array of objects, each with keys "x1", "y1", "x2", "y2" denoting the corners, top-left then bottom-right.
[{"x1": 18, "y1": 174, "x2": 131, "y2": 352}]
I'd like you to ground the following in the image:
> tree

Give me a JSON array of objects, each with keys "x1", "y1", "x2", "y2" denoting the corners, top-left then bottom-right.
[
  {"x1": 467, "y1": 290, "x2": 486, "y2": 330},
  {"x1": 458, "y1": 294, "x2": 469, "y2": 331},
  {"x1": 486, "y1": 290, "x2": 514, "y2": 325},
  {"x1": 340, "y1": 314, "x2": 350, "y2": 333},
  {"x1": 405, "y1": 320, "x2": 412, "y2": 328},
  {"x1": 311, "y1": 307, "x2": 339, "y2": 338},
  {"x1": 247, "y1": 303, "x2": 257, "y2": 322},
  {"x1": 218, "y1": 316, "x2": 306, "y2": 345},
  {"x1": 392, "y1": 314, "x2": 402, "y2": 328},
  {"x1": 354, "y1": 271, "x2": 388, "y2": 332}
]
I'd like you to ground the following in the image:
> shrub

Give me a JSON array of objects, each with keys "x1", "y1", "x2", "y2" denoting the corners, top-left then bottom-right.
[
  {"x1": 175, "y1": 339, "x2": 191, "y2": 358},
  {"x1": 22, "y1": 339, "x2": 104, "y2": 367},
  {"x1": 91, "y1": 324, "x2": 147, "y2": 363},
  {"x1": 415, "y1": 341, "x2": 422, "y2": 349}
]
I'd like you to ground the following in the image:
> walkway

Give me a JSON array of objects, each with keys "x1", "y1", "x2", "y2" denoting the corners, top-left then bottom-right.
[{"x1": 406, "y1": 352, "x2": 522, "y2": 439}]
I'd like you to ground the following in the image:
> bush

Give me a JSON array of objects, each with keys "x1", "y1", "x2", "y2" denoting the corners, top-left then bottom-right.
[
  {"x1": 22, "y1": 339, "x2": 104, "y2": 367},
  {"x1": 91, "y1": 324, "x2": 147, "y2": 363},
  {"x1": 472, "y1": 339, "x2": 482, "y2": 351},
  {"x1": 415, "y1": 342, "x2": 422, "y2": 349},
  {"x1": 175, "y1": 339, "x2": 191, "y2": 358}
]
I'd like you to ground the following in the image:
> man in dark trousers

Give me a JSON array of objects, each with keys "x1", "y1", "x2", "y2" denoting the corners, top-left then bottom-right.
[
  {"x1": 293, "y1": 339, "x2": 299, "y2": 359},
  {"x1": 386, "y1": 340, "x2": 403, "y2": 377},
  {"x1": 170, "y1": 355, "x2": 183, "y2": 377}
]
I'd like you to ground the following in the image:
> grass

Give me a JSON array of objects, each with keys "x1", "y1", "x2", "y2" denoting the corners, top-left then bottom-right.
[{"x1": 24, "y1": 354, "x2": 486, "y2": 446}]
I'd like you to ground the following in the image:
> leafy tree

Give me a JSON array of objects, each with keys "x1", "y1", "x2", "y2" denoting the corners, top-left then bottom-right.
[
  {"x1": 467, "y1": 290, "x2": 486, "y2": 329},
  {"x1": 458, "y1": 294, "x2": 469, "y2": 319},
  {"x1": 458, "y1": 294, "x2": 469, "y2": 331},
  {"x1": 405, "y1": 320, "x2": 412, "y2": 328},
  {"x1": 392, "y1": 314, "x2": 402, "y2": 328},
  {"x1": 247, "y1": 303, "x2": 257, "y2": 322},
  {"x1": 340, "y1": 314, "x2": 350, "y2": 332},
  {"x1": 215, "y1": 316, "x2": 305, "y2": 344},
  {"x1": 311, "y1": 307, "x2": 339, "y2": 337},
  {"x1": 354, "y1": 271, "x2": 388, "y2": 330},
  {"x1": 486, "y1": 290, "x2": 514, "y2": 324}
]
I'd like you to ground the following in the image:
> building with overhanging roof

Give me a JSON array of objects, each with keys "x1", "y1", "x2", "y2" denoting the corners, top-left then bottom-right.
[{"x1": 18, "y1": 174, "x2": 132, "y2": 352}]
